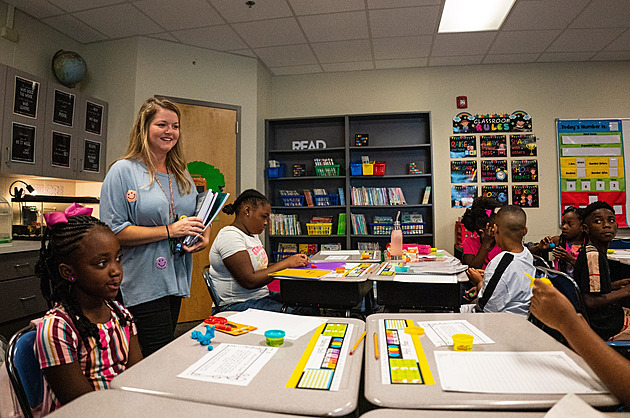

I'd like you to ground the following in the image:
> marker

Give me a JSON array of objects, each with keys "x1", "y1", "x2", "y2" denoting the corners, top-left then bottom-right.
[
  {"x1": 349, "y1": 331, "x2": 366, "y2": 355},
  {"x1": 373, "y1": 332, "x2": 379, "y2": 360}
]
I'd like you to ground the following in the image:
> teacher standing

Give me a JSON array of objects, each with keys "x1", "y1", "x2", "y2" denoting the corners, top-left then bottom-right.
[{"x1": 100, "y1": 98, "x2": 211, "y2": 356}]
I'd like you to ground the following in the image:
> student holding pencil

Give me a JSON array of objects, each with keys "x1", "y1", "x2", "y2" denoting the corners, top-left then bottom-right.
[{"x1": 208, "y1": 189, "x2": 318, "y2": 315}]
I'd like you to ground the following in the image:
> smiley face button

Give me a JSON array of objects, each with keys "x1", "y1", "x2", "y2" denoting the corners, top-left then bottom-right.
[
  {"x1": 156, "y1": 257, "x2": 167, "y2": 269},
  {"x1": 126, "y1": 189, "x2": 137, "y2": 202}
]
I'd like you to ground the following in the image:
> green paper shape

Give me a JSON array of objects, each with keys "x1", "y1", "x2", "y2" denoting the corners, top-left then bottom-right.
[{"x1": 187, "y1": 161, "x2": 225, "y2": 193}]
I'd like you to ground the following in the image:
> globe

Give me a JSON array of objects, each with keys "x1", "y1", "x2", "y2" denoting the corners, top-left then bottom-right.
[{"x1": 52, "y1": 50, "x2": 87, "y2": 88}]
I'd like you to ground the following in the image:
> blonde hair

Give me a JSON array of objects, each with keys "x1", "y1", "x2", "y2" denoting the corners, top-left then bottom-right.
[{"x1": 121, "y1": 97, "x2": 192, "y2": 194}]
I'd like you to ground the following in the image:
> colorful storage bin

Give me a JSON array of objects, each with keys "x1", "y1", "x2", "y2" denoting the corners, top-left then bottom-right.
[
  {"x1": 370, "y1": 223, "x2": 393, "y2": 235},
  {"x1": 373, "y1": 161, "x2": 386, "y2": 175},
  {"x1": 313, "y1": 194, "x2": 340, "y2": 206},
  {"x1": 350, "y1": 163, "x2": 363, "y2": 176},
  {"x1": 402, "y1": 222, "x2": 425, "y2": 235},
  {"x1": 306, "y1": 223, "x2": 332, "y2": 235},
  {"x1": 314, "y1": 164, "x2": 340, "y2": 177},
  {"x1": 281, "y1": 195, "x2": 305, "y2": 207}
]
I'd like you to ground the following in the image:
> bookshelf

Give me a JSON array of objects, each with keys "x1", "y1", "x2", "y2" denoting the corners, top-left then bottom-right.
[{"x1": 265, "y1": 113, "x2": 433, "y2": 256}]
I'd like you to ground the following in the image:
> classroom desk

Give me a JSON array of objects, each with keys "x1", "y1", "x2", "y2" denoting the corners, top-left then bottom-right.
[
  {"x1": 112, "y1": 313, "x2": 365, "y2": 417},
  {"x1": 360, "y1": 409, "x2": 630, "y2": 417},
  {"x1": 47, "y1": 389, "x2": 304, "y2": 417},
  {"x1": 364, "y1": 313, "x2": 619, "y2": 410},
  {"x1": 371, "y1": 251, "x2": 465, "y2": 312},
  {"x1": 608, "y1": 249, "x2": 630, "y2": 265}
]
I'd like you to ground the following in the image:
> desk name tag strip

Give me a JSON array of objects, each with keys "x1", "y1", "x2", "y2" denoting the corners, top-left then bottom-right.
[
  {"x1": 379, "y1": 319, "x2": 435, "y2": 385},
  {"x1": 286, "y1": 323, "x2": 354, "y2": 391}
]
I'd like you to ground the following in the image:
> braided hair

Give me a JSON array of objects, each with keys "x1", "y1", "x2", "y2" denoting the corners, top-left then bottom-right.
[
  {"x1": 222, "y1": 189, "x2": 268, "y2": 216},
  {"x1": 461, "y1": 197, "x2": 500, "y2": 233},
  {"x1": 36, "y1": 215, "x2": 131, "y2": 350},
  {"x1": 557, "y1": 206, "x2": 585, "y2": 273}
]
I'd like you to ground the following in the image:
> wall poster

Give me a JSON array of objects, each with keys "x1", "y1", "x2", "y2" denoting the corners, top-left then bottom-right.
[
  {"x1": 53, "y1": 90, "x2": 75, "y2": 127},
  {"x1": 450, "y1": 136, "x2": 476, "y2": 158},
  {"x1": 13, "y1": 76, "x2": 39, "y2": 119},
  {"x1": 51, "y1": 131, "x2": 71, "y2": 168},
  {"x1": 451, "y1": 185, "x2": 477, "y2": 208},
  {"x1": 480, "y1": 135, "x2": 507, "y2": 157},
  {"x1": 450, "y1": 160, "x2": 477, "y2": 183},
  {"x1": 481, "y1": 185, "x2": 509, "y2": 206},
  {"x1": 557, "y1": 119, "x2": 627, "y2": 227},
  {"x1": 510, "y1": 134, "x2": 537, "y2": 157},
  {"x1": 512, "y1": 185, "x2": 539, "y2": 208},
  {"x1": 481, "y1": 160, "x2": 508, "y2": 182},
  {"x1": 83, "y1": 139, "x2": 101, "y2": 173},
  {"x1": 511, "y1": 160, "x2": 538, "y2": 182},
  {"x1": 11, "y1": 122, "x2": 36, "y2": 163}
]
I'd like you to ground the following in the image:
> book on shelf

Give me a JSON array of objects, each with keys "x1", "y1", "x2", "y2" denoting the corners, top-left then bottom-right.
[
  {"x1": 321, "y1": 243, "x2": 342, "y2": 251},
  {"x1": 351, "y1": 213, "x2": 368, "y2": 235},
  {"x1": 337, "y1": 213, "x2": 346, "y2": 235},
  {"x1": 338, "y1": 188, "x2": 345, "y2": 205},
  {"x1": 422, "y1": 186, "x2": 431, "y2": 204},
  {"x1": 358, "y1": 242, "x2": 380, "y2": 251},
  {"x1": 313, "y1": 188, "x2": 327, "y2": 195},
  {"x1": 270, "y1": 213, "x2": 301, "y2": 235},
  {"x1": 309, "y1": 216, "x2": 333, "y2": 223},
  {"x1": 183, "y1": 191, "x2": 229, "y2": 246},
  {"x1": 303, "y1": 190, "x2": 314, "y2": 207},
  {"x1": 277, "y1": 242, "x2": 298, "y2": 253},
  {"x1": 299, "y1": 243, "x2": 319, "y2": 255},
  {"x1": 350, "y1": 187, "x2": 407, "y2": 206}
]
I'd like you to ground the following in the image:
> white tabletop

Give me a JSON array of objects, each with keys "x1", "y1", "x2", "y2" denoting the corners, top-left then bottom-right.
[
  {"x1": 364, "y1": 313, "x2": 619, "y2": 410},
  {"x1": 47, "y1": 389, "x2": 304, "y2": 417},
  {"x1": 608, "y1": 249, "x2": 630, "y2": 265},
  {"x1": 360, "y1": 409, "x2": 630, "y2": 417},
  {"x1": 112, "y1": 313, "x2": 365, "y2": 416}
]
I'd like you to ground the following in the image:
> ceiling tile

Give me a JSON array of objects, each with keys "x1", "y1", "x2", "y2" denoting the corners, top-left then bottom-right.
[
  {"x1": 8, "y1": 0, "x2": 64, "y2": 19},
  {"x1": 41, "y1": 14, "x2": 108, "y2": 43},
  {"x1": 592, "y1": 50, "x2": 630, "y2": 60},
  {"x1": 232, "y1": 18, "x2": 306, "y2": 48},
  {"x1": 254, "y1": 44, "x2": 318, "y2": 67},
  {"x1": 503, "y1": 0, "x2": 589, "y2": 31},
  {"x1": 208, "y1": 0, "x2": 292, "y2": 23},
  {"x1": 369, "y1": 6, "x2": 440, "y2": 38},
  {"x1": 48, "y1": 0, "x2": 126, "y2": 13},
  {"x1": 270, "y1": 65, "x2": 322, "y2": 76},
  {"x1": 604, "y1": 29, "x2": 630, "y2": 51},
  {"x1": 537, "y1": 51, "x2": 596, "y2": 62},
  {"x1": 483, "y1": 54, "x2": 539, "y2": 64},
  {"x1": 322, "y1": 61, "x2": 374, "y2": 72},
  {"x1": 172, "y1": 25, "x2": 247, "y2": 50},
  {"x1": 312, "y1": 40, "x2": 372, "y2": 63},
  {"x1": 73, "y1": 4, "x2": 162, "y2": 38},
  {"x1": 375, "y1": 57, "x2": 428, "y2": 69},
  {"x1": 490, "y1": 30, "x2": 561, "y2": 54},
  {"x1": 570, "y1": 0, "x2": 630, "y2": 29},
  {"x1": 288, "y1": 0, "x2": 365, "y2": 15},
  {"x1": 133, "y1": 0, "x2": 224, "y2": 31},
  {"x1": 547, "y1": 28, "x2": 626, "y2": 52},
  {"x1": 226, "y1": 49, "x2": 257, "y2": 58},
  {"x1": 368, "y1": 0, "x2": 441, "y2": 8},
  {"x1": 428, "y1": 55, "x2": 484, "y2": 66},
  {"x1": 299, "y1": 11, "x2": 368, "y2": 43},
  {"x1": 147, "y1": 32, "x2": 179, "y2": 42},
  {"x1": 432, "y1": 32, "x2": 496, "y2": 57},
  {"x1": 372, "y1": 36, "x2": 432, "y2": 59}
]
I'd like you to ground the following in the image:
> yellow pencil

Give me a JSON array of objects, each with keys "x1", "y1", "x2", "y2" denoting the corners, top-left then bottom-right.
[
  {"x1": 349, "y1": 331, "x2": 366, "y2": 355},
  {"x1": 373, "y1": 332, "x2": 379, "y2": 360}
]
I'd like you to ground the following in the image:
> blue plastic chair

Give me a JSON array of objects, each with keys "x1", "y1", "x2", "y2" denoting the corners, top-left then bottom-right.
[{"x1": 5, "y1": 324, "x2": 43, "y2": 418}]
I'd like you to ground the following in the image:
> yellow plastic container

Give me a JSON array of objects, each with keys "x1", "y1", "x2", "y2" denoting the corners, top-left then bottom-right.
[
  {"x1": 306, "y1": 222, "x2": 332, "y2": 235},
  {"x1": 452, "y1": 333, "x2": 473, "y2": 351},
  {"x1": 362, "y1": 162, "x2": 374, "y2": 175}
]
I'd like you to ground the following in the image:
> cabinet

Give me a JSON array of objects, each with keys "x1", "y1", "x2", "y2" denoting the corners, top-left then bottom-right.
[
  {"x1": 1, "y1": 66, "x2": 107, "y2": 181},
  {"x1": 265, "y1": 113, "x2": 433, "y2": 254},
  {"x1": 0, "y1": 246, "x2": 49, "y2": 340}
]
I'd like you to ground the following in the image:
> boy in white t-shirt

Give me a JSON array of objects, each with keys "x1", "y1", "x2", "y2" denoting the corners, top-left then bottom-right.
[{"x1": 463, "y1": 205, "x2": 535, "y2": 316}]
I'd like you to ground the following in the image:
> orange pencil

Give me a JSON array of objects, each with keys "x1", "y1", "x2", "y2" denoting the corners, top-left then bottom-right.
[
  {"x1": 349, "y1": 331, "x2": 366, "y2": 355},
  {"x1": 373, "y1": 332, "x2": 379, "y2": 360}
]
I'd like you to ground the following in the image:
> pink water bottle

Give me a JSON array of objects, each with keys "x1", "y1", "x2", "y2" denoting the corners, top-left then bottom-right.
[{"x1": 390, "y1": 220, "x2": 403, "y2": 259}]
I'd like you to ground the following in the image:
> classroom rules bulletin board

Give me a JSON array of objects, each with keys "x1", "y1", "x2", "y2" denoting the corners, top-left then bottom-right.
[{"x1": 557, "y1": 119, "x2": 630, "y2": 228}]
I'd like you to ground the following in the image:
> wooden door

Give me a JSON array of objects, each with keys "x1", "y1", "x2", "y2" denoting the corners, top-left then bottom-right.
[{"x1": 174, "y1": 101, "x2": 238, "y2": 322}]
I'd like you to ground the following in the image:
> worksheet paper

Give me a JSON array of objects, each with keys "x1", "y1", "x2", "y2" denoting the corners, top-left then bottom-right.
[
  {"x1": 417, "y1": 320, "x2": 494, "y2": 347},
  {"x1": 321, "y1": 250, "x2": 360, "y2": 255},
  {"x1": 393, "y1": 274, "x2": 458, "y2": 283},
  {"x1": 435, "y1": 351, "x2": 607, "y2": 394},
  {"x1": 227, "y1": 309, "x2": 327, "y2": 340},
  {"x1": 178, "y1": 344, "x2": 276, "y2": 386}
]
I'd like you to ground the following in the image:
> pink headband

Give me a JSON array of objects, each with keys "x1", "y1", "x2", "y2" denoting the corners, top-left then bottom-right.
[
  {"x1": 485, "y1": 209, "x2": 493, "y2": 217},
  {"x1": 44, "y1": 203, "x2": 93, "y2": 229}
]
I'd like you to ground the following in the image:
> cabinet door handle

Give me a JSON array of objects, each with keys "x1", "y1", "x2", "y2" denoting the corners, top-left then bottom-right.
[
  {"x1": 4, "y1": 146, "x2": 9, "y2": 164},
  {"x1": 19, "y1": 295, "x2": 36, "y2": 302},
  {"x1": 13, "y1": 263, "x2": 31, "y2": 269}
]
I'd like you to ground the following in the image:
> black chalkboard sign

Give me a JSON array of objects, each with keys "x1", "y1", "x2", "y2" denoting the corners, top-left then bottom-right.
[
  {"x1": 11, "y1": 123, "x2": 36, "y2": 163},
  {"x1": 85, "y1": 101, "x2": 103, "y2": 135},
  {"x1": 51, "y1": 131, "x2": 71, "y2": 168},
  {"x1": 83, "y1": 139, "x2": 101, "y2": 173},
  {"x1": 13, "y1": 76, "x2": 39, "y2": 118},
  {"x1": 53, "y1": 90, "x2": 75, "y2": 127}
]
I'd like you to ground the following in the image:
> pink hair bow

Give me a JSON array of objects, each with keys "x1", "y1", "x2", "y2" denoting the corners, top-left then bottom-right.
[
  {"x1": 485, "y1": 209, "x2": 493, "y2": 217},
  {"x1": 44, "y1": 203, "x2": 93, "y2": 229}
]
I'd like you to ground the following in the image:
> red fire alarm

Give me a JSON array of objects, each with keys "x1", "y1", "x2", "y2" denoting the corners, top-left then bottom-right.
[{"x1": 456, "y1": 96, "x2": 468, "y2": 109}]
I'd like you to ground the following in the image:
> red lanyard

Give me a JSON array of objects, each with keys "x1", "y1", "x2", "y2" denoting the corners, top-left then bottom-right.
[{"x1": 155, "y1": 172, "x2": 176, "y2": 223}]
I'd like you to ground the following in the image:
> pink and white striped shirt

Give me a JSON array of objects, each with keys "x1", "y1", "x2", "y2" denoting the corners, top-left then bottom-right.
[{"x1": 34, "y1": 301, "x2": 136, "y2": 415}]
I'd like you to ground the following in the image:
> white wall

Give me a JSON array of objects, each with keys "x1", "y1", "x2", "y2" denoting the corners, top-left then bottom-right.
[
  {"x1": 257, "y1": 62, "x2": 272, "y2": 191},
  {"x1": 270, "y1": 62, "x2": 630, "y2": 251},
  {"x1": 132, "y1": 37, "x2": 259, "y2": 191}
]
